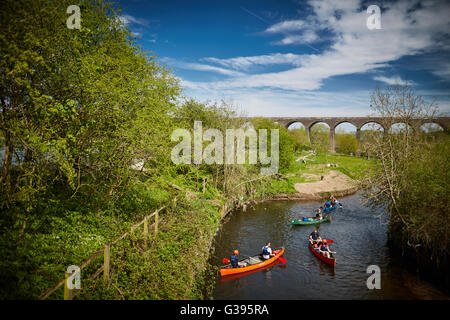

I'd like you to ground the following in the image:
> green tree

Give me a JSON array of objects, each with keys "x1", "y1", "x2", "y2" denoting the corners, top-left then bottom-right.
[
  {"x1": 335, "y1": 133, "x2": 357, "y2": 154},
  {"x1": 310, "y1": 124, "x2": 329, "y2": 153},
  {"x1": 0, "y1": 0, "x2": 180, "y2": 298},
  {"x1": 363, "y1": 84, "x2": 449, "y2": 288},
  {"x1": 288, "y1": 127, "x2": 310, "y2": 151},
  {"x1": 251, "y1": 117, "x2": 295, "y2": 174}
]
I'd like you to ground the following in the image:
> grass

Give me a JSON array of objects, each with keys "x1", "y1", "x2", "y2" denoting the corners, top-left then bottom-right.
[
  {"x1": 5, "y1": 152, "x2": 375, "y2": 300},
  {"x1": 265, "y1": 152, "x2": 377, "y2": 195},
  {"x1": 76, "y1": 196, "x2": 220, "y2": 300}
]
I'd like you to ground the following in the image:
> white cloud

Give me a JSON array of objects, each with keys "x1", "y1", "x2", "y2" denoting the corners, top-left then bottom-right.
[
  {"x1": 203, "y1": 53, "x2": 303, "y2": 70},
  {"x1": 274, "y1": 32, "x2": 319, "y2": 45},
  {"x1": 162, "y1": 58, "x2": 244, "y2": 77},
  {"x1": 182, "y1": 0, "x2": 450, "y2": 91},
  {"x1": 431, "y1": 62, "x2": 450, "y2": 79},
  {"x1": 179, "y1": 82, "x2": 372, "y2": 117},
  {"x1": 121, "y1": 14, "x2": 149, "y2": 26},
  {"x1": 264, "y1": 17, "x2": 322, "y2": 47},
  {"x1": 170, "y1": 0, "x2": 450, "y2": 116},
  {"x1": 373, "y1": 76, "x2": 415, "y2": 86},
  {"x1": 265, "y1": 20, "x2": 306, "y2": 33},
  {"x1": 180, "y1": 80, "x2": 450, "y2": 117}
]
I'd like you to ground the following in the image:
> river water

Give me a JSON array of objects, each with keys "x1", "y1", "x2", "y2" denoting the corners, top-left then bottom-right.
[{"x1": 211, "y1": 193, "x2": 448, "y2": 299}]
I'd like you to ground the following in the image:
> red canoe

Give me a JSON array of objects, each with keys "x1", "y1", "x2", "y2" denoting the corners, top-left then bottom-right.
[{"x1": 309, "y1": 243, "x2": 336, "y2": 267}]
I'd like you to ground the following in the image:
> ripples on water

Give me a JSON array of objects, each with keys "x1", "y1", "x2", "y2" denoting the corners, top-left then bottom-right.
[{"x1": 211, "y1": 193, "x2": 448, "y2": 300}]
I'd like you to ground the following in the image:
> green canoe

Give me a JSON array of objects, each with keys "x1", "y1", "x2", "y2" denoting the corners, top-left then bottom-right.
[{"x1": 291, "y1": 214, "x2": 331, "y2": 225}]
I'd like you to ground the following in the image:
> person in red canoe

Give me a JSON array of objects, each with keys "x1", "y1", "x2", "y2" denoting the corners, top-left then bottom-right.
[
  {"x1": 261, "y1": 242, "x2": 276, "y2": 260},
  {"x1": 309, "y1": 229, "x2": 322, "y2": 245},
  {"x1": 319, "y1": 239, "x2": 332, "y2": 258},
  {"x1": 230, "y1": 250, "x2": 247, "y2": 268}
]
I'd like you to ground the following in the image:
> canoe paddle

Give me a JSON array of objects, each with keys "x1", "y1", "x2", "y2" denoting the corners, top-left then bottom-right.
[{"x1": 278, "y1": 257, "x2": 287, "y2": 264}]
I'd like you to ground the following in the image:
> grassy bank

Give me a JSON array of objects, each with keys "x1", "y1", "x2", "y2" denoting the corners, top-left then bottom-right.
[
  {"x1": 1, "y1": 152, "x2": 374, "y2": 300},
  {"x1": 76, "y1": 152, "x2": 374, "y2": 300},
  {"x1": 264, "y1": 151, "x2": 377, "y2": 196}
]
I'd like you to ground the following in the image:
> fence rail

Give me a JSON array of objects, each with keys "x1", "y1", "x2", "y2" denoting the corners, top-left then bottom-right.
[{"x1": 38, "y1": 206, "x2": 165, "y2": 300}]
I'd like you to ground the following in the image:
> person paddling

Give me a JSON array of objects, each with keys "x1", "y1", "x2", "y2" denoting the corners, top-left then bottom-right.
[
  {"x1": 330, "y1": 195, "x2": 343, "y2": 208},
  {"x1": 319, "y1": 239, "x2": 334, "y2": 258},
  {"x1": 261, "y1": 242, "x2": 275, "y2": 260},
  {"x1": 309, "y1": 229, "x2": 322, "y2": 245},
  {"x1": 230, "y1": 250, "x2": 247, "y2": 268},
  {"x1": 314, "y1": 208, "x2": 323, "y2": 220}
]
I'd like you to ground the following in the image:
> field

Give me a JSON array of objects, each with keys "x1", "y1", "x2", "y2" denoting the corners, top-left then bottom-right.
[{"x1": 265, "y1": 152, "x2": 377, "y2": 195}]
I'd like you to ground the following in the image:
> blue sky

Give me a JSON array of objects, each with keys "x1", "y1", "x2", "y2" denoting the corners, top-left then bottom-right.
[{"x1": 117, "y1": 0, "x2": 450, "y2": 126}]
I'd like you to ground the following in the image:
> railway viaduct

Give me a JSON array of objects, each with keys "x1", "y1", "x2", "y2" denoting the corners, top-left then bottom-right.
[{"x1": 255, "y1": 116, "x2": 450, "y2": 153}]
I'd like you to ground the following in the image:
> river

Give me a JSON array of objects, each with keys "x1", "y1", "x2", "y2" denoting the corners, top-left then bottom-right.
[{"x1": 211, "y1": 193, "x2": 448, "y2": 299}]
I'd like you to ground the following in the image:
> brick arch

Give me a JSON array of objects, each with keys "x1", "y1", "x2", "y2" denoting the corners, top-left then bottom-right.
[
  {"x1": 333, "y1": 120, "x2": 358, "y2": 131},
  {"x1": 358, "y1": 120, "x2": 386, "y2": 131},
  {"x1": 388, "y1": 121, "x2": 415, "y2": 133},
  {"x1": 419, "y1": 120, "x2": 447, "y2": 132},
  {"x1": 286, "y1": 121, "x2": 308, "y2": 129},
  {"x1": 307, "y1": 120, "x2": 332, "y2": 130}
]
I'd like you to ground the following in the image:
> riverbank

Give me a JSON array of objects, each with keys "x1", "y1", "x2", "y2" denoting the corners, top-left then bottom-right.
[
  {"x1": 91, "y1": 153, "x2": 372, "y2": 300},
  {"x1": 263, "y1": 170, "x2": 359, "y2": 202},
  {"x1": 253, "y1": 152, "x2": 374, "y2": 204},
  {"x1": 388, "y1": 221, "x2": 450, "y2": 295},
  {"x1": 4, "y1": 153, "x2": 372, "y2": 299}
]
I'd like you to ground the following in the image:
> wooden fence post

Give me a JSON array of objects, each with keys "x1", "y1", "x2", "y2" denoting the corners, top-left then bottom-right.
[
  {"x1": 64, "y1": 271, "x2": 73, "y2": 300},
  {"x1": 143, "y1": 216, "x2": 148, "y2": 236},
  {"x1": 103, "y1": 244, "x2": 110, "y2": 284},
  {"x1": 40, "y1": 205, "x2": 165, "y2": 300}
]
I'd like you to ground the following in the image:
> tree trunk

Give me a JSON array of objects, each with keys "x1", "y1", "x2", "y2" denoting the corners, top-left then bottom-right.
[{"x1": 2, "y1": 130, "x2": 13, "y2": 192}]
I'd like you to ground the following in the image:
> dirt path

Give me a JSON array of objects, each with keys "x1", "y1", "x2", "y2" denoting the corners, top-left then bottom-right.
[{"x1": 294, "y1": 170, "x2": 357, "y2": 196}]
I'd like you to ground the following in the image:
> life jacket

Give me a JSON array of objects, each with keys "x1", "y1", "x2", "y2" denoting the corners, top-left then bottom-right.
[
  {"x1": 320, "y1": 244, "x2": 329, "y2": 251},
  {"x1": 230, "y1": 254, "x2": 238, "y2": 267},
  {"x1": 262, "y1": 246, "x2": 270, "y2": 258},
  {"x1": 311, "y1": 232, "x2": 319, "y2": 240}
]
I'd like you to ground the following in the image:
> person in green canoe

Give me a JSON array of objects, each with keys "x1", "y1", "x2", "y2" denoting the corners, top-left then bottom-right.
[{"x1": 314, "y1": 207, "x2": 323, "y2": 220}]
